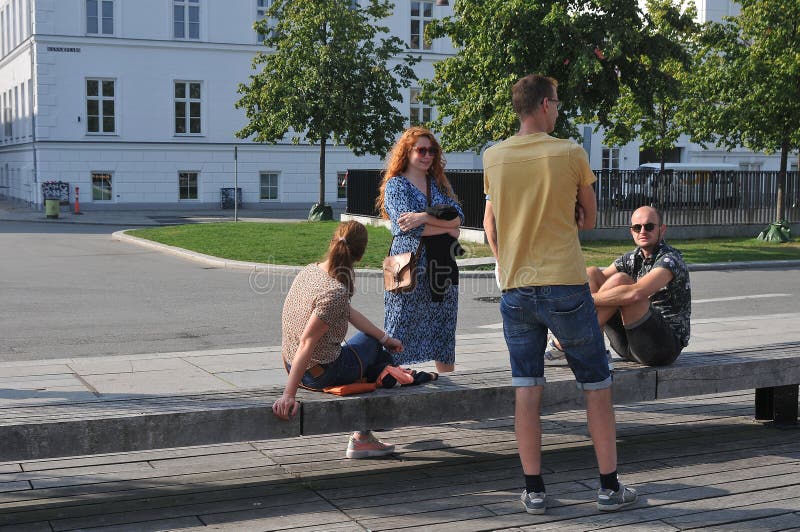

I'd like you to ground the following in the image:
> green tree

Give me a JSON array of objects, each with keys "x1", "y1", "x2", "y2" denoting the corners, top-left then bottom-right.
[
  {"x1": 421, "y1": 0, "x2": 677, "y2": 152},
  {"x1": 686, "y1": 0, "x2": 800, "y2": 235},
  {"x1": 235, "y1": 0, "x2": 417, "y2": 220},
  {"x1": 603, "y1": 0, "x2": 698, "y2": 173}
]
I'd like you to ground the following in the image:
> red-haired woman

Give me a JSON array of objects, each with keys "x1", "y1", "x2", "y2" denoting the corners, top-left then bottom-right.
[
  {"x1": 376, "y1": 127, "x2": 464, "y2": 373},
  {"x1": 274, "y1": 221, "x2": 403, "y2": 458}
]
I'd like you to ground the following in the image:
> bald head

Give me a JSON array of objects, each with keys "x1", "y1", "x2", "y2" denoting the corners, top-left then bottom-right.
[{"x1": 632, "y1": 206, "x2": 662, "y2": 226}]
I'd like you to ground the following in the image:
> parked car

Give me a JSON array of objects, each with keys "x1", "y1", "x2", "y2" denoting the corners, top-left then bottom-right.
[{"x1": 619, "y1": 163, "x2": 741, "y2": 208}]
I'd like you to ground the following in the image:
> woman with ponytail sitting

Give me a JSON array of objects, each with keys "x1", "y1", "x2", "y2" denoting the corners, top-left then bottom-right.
[{"x1": 274, "y1": 220, "x2": 404, "y2": 458}]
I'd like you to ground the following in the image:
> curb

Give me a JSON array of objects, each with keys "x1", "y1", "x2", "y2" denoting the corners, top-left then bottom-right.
[{"x1": 114, "y1": 230, "x2": 800, "y2": 277}]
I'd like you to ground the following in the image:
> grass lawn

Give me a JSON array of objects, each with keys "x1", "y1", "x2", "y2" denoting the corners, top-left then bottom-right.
[{"x1": 128, "y1": 222, "x2": 800, "y2": 269}]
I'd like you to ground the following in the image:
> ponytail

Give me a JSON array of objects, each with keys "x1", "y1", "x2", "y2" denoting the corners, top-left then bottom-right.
[{"x1": 324, "y1": 221, "x2": 368, "y2": 297}]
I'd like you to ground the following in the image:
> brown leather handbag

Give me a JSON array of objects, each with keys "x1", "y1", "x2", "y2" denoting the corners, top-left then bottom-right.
[
  {"x1": 383, "y1": 177, "x2": 430, "y2": 293},
  {"x1": 383, "y1": 249, "x2": 420, "y2": 293}
]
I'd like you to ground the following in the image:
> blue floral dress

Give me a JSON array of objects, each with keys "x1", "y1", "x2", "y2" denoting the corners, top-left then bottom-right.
[{"x1": 383, "y1": 176, "x2": 464, "y2": 366}]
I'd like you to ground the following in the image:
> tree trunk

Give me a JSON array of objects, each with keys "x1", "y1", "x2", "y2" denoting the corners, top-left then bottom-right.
[
  {"x1": 776, "y1": 139, "x2": 788, "y2": 222},
  {"x1": 319, "y1": 136, "x2": 327, "y2": 206}
]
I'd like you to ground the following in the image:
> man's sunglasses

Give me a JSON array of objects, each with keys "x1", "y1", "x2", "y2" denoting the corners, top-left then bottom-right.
[
  {"x1": 630, "y1": 223, "x2": 657, "y2": 233},
  {"x1": 412, "y1": 146, "x2": 438, "y2": 157}
]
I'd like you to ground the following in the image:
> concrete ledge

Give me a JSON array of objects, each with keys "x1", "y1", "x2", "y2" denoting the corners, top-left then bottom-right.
[{"x1": 2, "y1": 344, "x2": 798, "y2": 462}]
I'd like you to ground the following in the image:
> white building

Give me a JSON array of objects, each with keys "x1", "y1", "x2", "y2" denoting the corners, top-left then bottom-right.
[{"x1": 0, "y1": 0, "x2": 786, "y2": 208}]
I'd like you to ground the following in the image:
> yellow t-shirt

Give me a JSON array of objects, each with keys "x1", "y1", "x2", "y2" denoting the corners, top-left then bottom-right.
[{"x1": 483, "y1": 133, "x2": 596, "y2": 290}]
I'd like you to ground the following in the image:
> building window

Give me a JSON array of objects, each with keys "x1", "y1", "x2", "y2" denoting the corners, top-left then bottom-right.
[
  {"x1": 409, "y1": 88, "x2": 432, "y2": 125},
  {"x1": 174, "y1": 81, "x2": 201, "y2": 135},
  {"x1": 738, "y1": 162, "x2": 762, "y2": 171},
  {"x1": 174, "y1": 0, "x2": 200, "y2": 40},
  {"x1": 602, "y1": 147, "x2": 620, "y2": 171},
  {"x1": 259, "y1": 171, "x2": 279, "y2": 200},
  {"x1": 179, "y1": 171, "x2": 199, "y2": 200},
  {"x1": 255, "y1": 0, "x2": 275, "y2": 43},
  {"x1": 86, "y1": 78, "x2": 115, "y2": 134},
  {"x1": 86, "y1": 0, "x2": 113, "y2": 35},
  {"x1": 337, "y1": 171, "x2": 347, "y2": 200},
  {"x1": 91, "y1": 172, "x2": 112, "y2": 200},
  {"x1": 409, "y1": 1, "x2": 432, "y2": 50},
  {"x1": 3, "y1": 103, "x2": 11, "y2": 139},
  {"x1": 13, "y1": 85, "x2": 18, "y2": 140}
]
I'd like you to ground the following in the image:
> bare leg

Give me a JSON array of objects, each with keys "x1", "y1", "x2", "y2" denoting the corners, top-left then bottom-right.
[
  {"x1": 436, "y1": 361, "x2": 455, "y2": 373},
  {"x1": 593, "y1": 272, "x2": 649, "y2": 328},
  {"x1": 586, "y1": 266, "x2": 607, "y2": 293},
  {"x1": 515, "y1": 386, "x2": 544, "y2": 474},
  {"x1": 584, "y1": 387, "x2": 617, "y2": 474}
]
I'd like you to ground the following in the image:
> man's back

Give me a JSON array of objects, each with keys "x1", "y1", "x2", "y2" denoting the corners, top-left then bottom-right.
[{"x1": 483, "y1": 133, "x2": 595, "y2": 290}]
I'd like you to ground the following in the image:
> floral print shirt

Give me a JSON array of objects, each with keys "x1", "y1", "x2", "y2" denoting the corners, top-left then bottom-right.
[{"x1": 613, "y1": 241, "x2": 691, "y2": 347}]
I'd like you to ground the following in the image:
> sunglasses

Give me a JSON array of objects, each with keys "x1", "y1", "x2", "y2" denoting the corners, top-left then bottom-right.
[
  {"x1": 412, "y1": 146, "x2": 438, "y2": 157},
  {"x1": 630, "y1": 223, "x2": 657, "y2": 233}
]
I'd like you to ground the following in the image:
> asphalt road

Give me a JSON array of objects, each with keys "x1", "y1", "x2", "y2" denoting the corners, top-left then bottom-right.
[{"x1": 2, "y1": 221, "x2": 798, "y2": 362}]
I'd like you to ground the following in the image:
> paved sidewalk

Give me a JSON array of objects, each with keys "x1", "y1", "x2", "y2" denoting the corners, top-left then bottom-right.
[{"x1": 0, "y1": 199, "x2": 340, "y2": 226}]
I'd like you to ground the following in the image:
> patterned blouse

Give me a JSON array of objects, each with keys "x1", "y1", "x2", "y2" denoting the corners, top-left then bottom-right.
[
  {"x1": 281, "y1": 264, "x2": 350, "y2": 369},
  {"x1": 613, "y1": 241, "x2": 692, "y2": 347}
]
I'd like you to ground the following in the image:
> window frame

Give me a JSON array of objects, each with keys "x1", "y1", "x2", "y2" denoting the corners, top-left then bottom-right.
[
  {"x1": 259, "y1": 171, "x2": 279, "y2": 201},
  {"x1": 409, "y1": 1, "x2": 433, "y2": 51},
  {"x1": 91, "y1": 171, "x2": 113, "y2": 201},
  {"x1": 336, "y1": 171, "x2": 347, "y2": 201},
  {"x1": 173, "y1": 80, "x2": 203, "y2": 136},
  {"x1": 173, "y1": 0, "x2": 200, "y2": 41},
  {"x1": 601, "y1": 147, "x2": 620, "y2": 171},
  {"x1": 178, "y1": 171, "x2": 200, "y2": 201},
  {"x1": 2, "y1": 96, "x2": 11, "y2": 140},
  {"x1": 409, "y1": 87, "x2": 432, "y2": 126},
  {"x1": 85, "y1": 77, "x2": 117, "y2": 135},
  {"x1": 255, "y1": 0, "x2": 275, "y2": 44},
  {"x1": 86, "y1": 0, "x2": 115, "y2": 36}
]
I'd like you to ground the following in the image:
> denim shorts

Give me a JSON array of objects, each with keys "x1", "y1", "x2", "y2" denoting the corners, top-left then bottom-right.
[
  {"x1": 285, "y1": 332, "x2": 386, "y2": 391},
  {"x1": 500, "y1": 284, "x2": 612, "y2": 390}
]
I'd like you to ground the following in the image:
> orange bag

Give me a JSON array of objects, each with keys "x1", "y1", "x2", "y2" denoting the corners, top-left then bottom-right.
[{"x1": 323, "y1": 382, "x2": 378, "y2": 396}]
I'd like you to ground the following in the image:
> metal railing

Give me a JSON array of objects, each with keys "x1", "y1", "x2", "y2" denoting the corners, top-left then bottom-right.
[
  {"x1": 345, "y1": 169, "x2": 486, "y2": 228},
  {"x1": 346, "y1": 169, "x2": 799, "y2": 229}
]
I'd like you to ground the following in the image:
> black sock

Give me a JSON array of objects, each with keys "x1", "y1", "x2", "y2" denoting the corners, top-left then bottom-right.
[
  {"x1": 524, "y1": 474, "x2": 545, "y2": 494},
  {"x1": 600, "y1": 471, "x2": 620, "y2": 492}
]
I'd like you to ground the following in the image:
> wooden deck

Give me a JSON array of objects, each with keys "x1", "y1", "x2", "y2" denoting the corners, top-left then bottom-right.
[{"x1": 1, "y1": 390, "x2": 799, "y2": 531}]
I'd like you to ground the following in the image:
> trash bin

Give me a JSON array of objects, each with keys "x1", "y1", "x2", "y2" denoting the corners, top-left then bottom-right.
[{"x1": 45, "y1": 199, "x2": 60, "y2": 219}]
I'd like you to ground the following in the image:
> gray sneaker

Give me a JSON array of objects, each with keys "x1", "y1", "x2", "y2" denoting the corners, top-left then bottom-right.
[
  {"x1": 520, "y1": 490, "x2": 547, "y2": 514},
  {"x1": 597, "y1": 484, "x2": 637, "y2": 511},
  {"x1": 544, "y1": 334, "x2": 566, "y2": 364}
]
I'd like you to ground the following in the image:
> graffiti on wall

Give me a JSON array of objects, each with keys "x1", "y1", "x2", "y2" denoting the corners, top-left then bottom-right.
[{"x1": 41, "y1": 181, "x2": 71, "y2": 205}]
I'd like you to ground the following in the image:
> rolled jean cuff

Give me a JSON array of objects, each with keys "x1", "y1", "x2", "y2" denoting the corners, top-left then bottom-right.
[
  {"x1": 512, "y1": 376, "x2": 547, "y2": 387},
  {"x1": 576, "y1": 375, "x2": 613, "y2": 391}
]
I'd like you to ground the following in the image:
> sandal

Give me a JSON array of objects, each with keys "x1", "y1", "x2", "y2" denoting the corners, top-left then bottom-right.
[{"x1": 410, "y1": 371, "x2": 439, "y2": 385}]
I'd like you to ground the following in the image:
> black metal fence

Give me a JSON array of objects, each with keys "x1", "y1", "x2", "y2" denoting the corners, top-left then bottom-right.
[
  {"x1": 346, "y1": 169, "x2": 800, "y2": 229},
  {"x1": 345, "y1": 169, "x2": 486, "y2": 228}
]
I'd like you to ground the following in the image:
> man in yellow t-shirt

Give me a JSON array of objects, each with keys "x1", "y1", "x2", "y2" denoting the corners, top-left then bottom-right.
[{"x1": 483, "y1": 74, "x2": 637, "y2": 514}]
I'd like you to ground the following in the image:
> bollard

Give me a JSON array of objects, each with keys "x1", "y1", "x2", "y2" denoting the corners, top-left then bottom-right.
[{"x1": 74, "y1": 186, "x2": 82, "y2": 215}]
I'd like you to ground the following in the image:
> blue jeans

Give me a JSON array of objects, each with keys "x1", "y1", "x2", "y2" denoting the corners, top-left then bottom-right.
[
  {"x1": 287, "y1": 332, "x2": 387, "y2": 391},
  {"x1": 500, "y1": 284, "x2": 612, "y2": 390}
]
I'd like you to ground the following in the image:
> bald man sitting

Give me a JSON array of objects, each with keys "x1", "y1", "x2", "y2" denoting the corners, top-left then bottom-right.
[{"x1": 549, "y1": 206, "x2": 691, "y2": 367}]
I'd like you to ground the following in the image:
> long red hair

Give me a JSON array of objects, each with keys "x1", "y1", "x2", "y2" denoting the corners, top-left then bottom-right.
[{"x1": 376, "y1": 126, "x2": 457, "y2": 219}]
